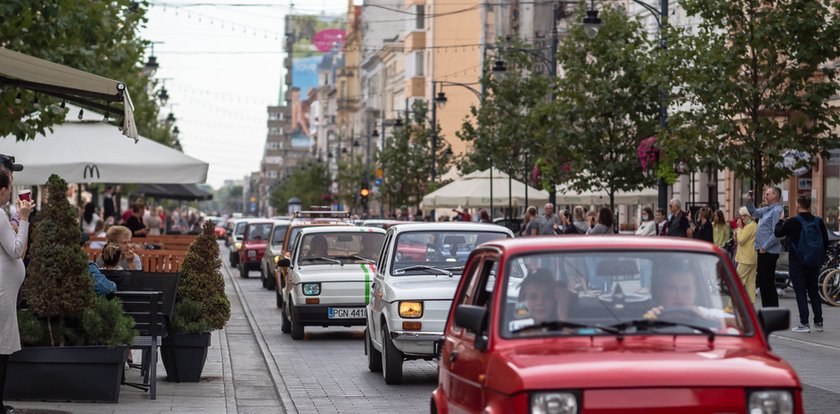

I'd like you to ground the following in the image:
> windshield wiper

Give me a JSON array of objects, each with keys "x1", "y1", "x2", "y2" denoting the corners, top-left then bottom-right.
[
  {"x1": 348, "y1": 255, "x2": 375, "y2": 263},
  {"x1": 300, "y1": 256, "x2": 342, "y2": 265},
  {"x1": 394, "y1": 265, "x2": 451, "y2": 275},
  {"x1": 511, "y1": 320, "x2": 621, "y2": 335},
  {"x1": 442, "y1": 265, "x2": 465, "y2": 272},
  {"x1": 608, "y1": 319, "x2": 715, "y2": 343}
]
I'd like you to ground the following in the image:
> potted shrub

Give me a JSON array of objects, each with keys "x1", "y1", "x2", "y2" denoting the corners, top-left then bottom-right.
[
  {"x1": 6, "y1": 174, "x2": 135, "y2": 402},
  {"x1": 161, "y1": 221, "x2": 230, "y2": 382}
]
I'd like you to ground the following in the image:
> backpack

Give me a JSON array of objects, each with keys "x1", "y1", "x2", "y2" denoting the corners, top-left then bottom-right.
[{"x1": 793, "y1": 215, "x2": 825, "y2": 268}]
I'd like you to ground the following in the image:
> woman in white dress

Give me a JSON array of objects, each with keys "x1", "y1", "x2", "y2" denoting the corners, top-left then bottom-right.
[{"x1": 0, "y1": 171, "x2": 33, "y2": 414}]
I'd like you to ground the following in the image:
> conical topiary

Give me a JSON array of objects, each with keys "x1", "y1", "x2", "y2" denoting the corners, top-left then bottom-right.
[
  {"x1": 24, "y1": 174, "x2": 94, "y2": 346},
  {"x1": 175, "y1": 220, "x2": 230, "y2": 331}
]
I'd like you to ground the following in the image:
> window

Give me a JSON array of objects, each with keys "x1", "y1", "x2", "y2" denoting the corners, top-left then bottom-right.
[
  {"x1": 266, "y1": 142, "x2": 279, "y2": 150},
  {"x1": 269, "y1": 112, "x2": 285, "y2": 120},
  {"x1": 265, "y1": 156, "x2": 283, "y2": 165},
  {"x1": 415, "y1": 5, "x2": 425, "y2": 30},
  {"x1": 413, "y1": 51, "x2": 424, "y2": 77},
  {"x1": 269, "y1": 127, "x2": 284, "y2": 136},
  {"x1": 267, "y1": 170, "x2": 278, "y2": 179}
]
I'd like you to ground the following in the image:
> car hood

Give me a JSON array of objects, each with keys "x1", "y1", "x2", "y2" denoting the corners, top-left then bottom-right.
[
  {"x1": 383, "y1": 275, "x2": 461, "y2": 301},
  {"x1": 485, "y1": 340, "x2": 798, "y2": 394},
  {"x1": 296, "y1": 264, "x2": 375, "y2": 281}
]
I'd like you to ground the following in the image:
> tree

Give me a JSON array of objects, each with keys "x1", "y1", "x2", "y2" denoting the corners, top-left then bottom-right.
[
  {"x1": 334, "y1": 154, "x2": 365, "y2": 210},
  {"x1": 378, "y1": 101, "x2": 450, "y2": 211},
  {"x1": 457, "y1": 42, "x2": 551, "y2": 187},
  {"x1": 0, "y1": 1, "x2": 177, "y2": 147},
  {"x1": 24, "y1": 174, "x2": 94, "y2": 346},
  {"x1": 667, "y1": 0, "x2": 840, "y2": 193},
  {"x1": 544, "y1": 6, "x2": 659, "y2": 211},
  {"x1": 176, "y1": 221, "x2": 230, "y2": 332},
  {"x1": 269, "y1": 163, "x2": 330, "y2": 212}
]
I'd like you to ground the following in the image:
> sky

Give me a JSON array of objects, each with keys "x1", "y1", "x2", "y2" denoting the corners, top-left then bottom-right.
[{"x1": 140, "y1": 0, "x2": 349, "y2": 189}]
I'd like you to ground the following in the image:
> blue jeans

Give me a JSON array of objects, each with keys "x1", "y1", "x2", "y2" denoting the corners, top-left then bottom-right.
[{"x1": 788, "y1": 260, "x2": 823, "y2": 326}]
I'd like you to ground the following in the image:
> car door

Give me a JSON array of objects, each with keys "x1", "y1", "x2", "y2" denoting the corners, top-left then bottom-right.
[
  {"x1": 445, "y1": 253, "x2": 498, "y2": 414},
  {"x1": 369, "y1": 232, "x2": 393, "y2": 347}
]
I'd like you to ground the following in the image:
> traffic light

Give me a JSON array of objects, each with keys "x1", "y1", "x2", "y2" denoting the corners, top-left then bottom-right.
[{"x1": 359, "y1": 182, "x2": 370, "y2": 211}]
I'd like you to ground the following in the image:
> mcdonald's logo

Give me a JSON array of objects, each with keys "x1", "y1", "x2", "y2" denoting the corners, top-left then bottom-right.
[{"x1": 83, "y1": 164, "x2": 100, "y2": 179}]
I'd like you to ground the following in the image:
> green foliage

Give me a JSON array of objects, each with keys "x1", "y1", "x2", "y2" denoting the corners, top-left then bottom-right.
[
  {"x1": 0, "y1": 1, "x2": 178, "y2": 147},
  {"x1": 269, "y1": 163, "x2": 330, "y2": 212},
  {"x1": 545, "y1": 6, "x2": 658, "y2": 210},
  {"x1": 668, "y1": 0, "x2": 840, "y2": 191},
  {"x1": 457, "y1": 39, "x2": 550, "y2": 183},
  {"x1": 175, "y1": 221, "x2": 230, "y2": 332},
  {"x1": 379, "y1": 101, "x2": 451, "y2": 211},
  {"x1": 170, "y1": 299, "x2": 212, "y2": 334},
  {"x1": 24, "y1": 174, "x2": 94, "y2": 346},
  {"x1": 17, "y1": 309, "x2": 48, "y2": 347},
  {"x1": 80, "y1": 297, "x2": 137, "y2": 348},
  {"x1": 334, "y1": 154, "x2": 366, "y2": 209}
]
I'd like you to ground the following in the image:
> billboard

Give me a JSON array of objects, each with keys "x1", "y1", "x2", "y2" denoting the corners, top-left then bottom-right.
[{"x1": 287, "y1": 15, "x2": 345, "y2": 149}]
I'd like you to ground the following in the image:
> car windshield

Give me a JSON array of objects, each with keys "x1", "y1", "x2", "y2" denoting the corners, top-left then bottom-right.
[
  {"x1": 501, "y1": 251, "x2": 752, "y2": 338},
  {"x1": 234, "y1": 222, "x2": 248, "y2": 236},
  {"x1": 391, "y1": 231, "x2": 509, "y2": 275},
  {"x1": 245, "y1": 223, "x2": 272, "y2": 241},
  {"x1": 271, "y1": 225, "x2": 289, "y2": 246},
  {"x1": 297, "y1": 232, "x2": 385, "y2": 265}
]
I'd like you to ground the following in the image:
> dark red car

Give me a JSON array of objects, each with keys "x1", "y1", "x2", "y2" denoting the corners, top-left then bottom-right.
[
  {"x1": 237, "y1": 221, "x2": 274, "y2": 278},
  {"x1": 432, "y1": 236, "x2": 800, "y2": 414}
]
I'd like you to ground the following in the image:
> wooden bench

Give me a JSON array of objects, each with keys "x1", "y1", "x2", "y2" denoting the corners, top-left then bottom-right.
[
  {"x1": 87, "y1": 235, "x2": 197, "y2": 252},
  {"x1": 108, "y1": 272, "x2": 180, "y2": 400},
  {"x1": 84, "y1": 248, "x2": 187, "y2": 273}
]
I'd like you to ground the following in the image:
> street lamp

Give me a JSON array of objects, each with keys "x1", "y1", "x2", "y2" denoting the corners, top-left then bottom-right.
[{"x1": 584, "y1": 0, "x2": 670, "y2": 211}]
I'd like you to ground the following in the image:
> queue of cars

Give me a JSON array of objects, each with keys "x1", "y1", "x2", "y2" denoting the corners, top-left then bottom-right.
[{"x1": 226, "y1": 212, "x2": 802, "y2": 414}]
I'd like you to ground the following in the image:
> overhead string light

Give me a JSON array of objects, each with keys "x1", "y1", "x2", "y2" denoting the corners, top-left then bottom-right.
[{"x1": 150, "y1": 1, "x2": 283, "y2": 41}]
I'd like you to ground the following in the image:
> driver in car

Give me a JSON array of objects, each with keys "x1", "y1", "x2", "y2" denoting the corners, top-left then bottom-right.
[
  {"x1": 516, "y1": 269, "x2": 574, "y2": 324},
  {"x1": 644, "y1": 270, "x2": 732, "y2": 326},
  {"x1": 306, "y1": 235, "x2": 328, "y2": 258}
]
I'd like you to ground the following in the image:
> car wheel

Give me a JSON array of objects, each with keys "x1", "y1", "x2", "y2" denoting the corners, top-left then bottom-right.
[
  {"x1": 290, "y1": 306, "x2": 304, "y2": 340},
  {"x1": 381, "y1": 325, "x2": 403, "y2": 385},
  {"x1": 280, "y1": 296, "x2": 292, "y2": 334},
  {"x1": 229, "y1": 252, "x2": 237, "y2": 267},
  {"x1": 366, "y1": 328, "x2": 382, "y2": 372},
  {"x1": 266, "y1": 269, "x2": 276, "y2": 290},
  {"x1": 239, "y1": 263, "x2": 249, "y2": 278},
  {"x1": 260, "y1": 266, "x2": 268, "y2": 288}
]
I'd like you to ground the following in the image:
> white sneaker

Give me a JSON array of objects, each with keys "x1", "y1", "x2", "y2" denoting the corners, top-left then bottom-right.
[
  {"x1": 791, "y1": 324, "x2": 810, "y2": 333},
  {"x1": 815, "y1": 323, "x2": 824, "y2": 332}
]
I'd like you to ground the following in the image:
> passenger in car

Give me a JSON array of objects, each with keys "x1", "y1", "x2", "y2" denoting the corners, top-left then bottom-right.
[
  {"x1": 645, "y1": 270, "x2": 732, "y2": 324},
  {"x1": 306, "y1": 235, "x2": 328, "y2": 258},
  {"x1": 517, "y1": 269, "x2": 573, "y2": 323}
]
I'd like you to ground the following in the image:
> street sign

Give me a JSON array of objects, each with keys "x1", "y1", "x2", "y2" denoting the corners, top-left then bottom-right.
[
  {"x1": 375, "y1": 168, "x2": 383, "y2": 179},
  {"x1": 374, "y1": 178, "x2": 382, "y2": 186},
  {"x1": 250, "y1": 202, "x2": 257, "y2": 212}
]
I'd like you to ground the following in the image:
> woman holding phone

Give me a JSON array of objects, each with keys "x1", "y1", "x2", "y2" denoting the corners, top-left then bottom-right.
[{"x1": 0, "y1": 170, "x2": 33, "y2": 414}]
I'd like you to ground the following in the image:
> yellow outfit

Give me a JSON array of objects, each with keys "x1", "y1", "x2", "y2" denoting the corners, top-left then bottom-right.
[
  {"x1": 713, "y1": 223, "x2": 730, "y2": 248},
  {"x1": 734, "y1": 221, "x2": 757, "y2": 304}
]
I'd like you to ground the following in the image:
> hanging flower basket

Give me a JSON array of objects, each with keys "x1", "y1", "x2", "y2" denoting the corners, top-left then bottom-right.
[{"x1": 638, "y1": 136, "x2": 659, "y2": 175}]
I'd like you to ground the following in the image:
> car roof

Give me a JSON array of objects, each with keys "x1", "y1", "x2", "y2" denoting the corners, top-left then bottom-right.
[
  {"x1": 244, "y1": 220, "x2": 275, "y2": 226},
  {"x1": 388, "y1": 222, "x2": 515, "y2": 236},
  {"x1": 271, "y1": 219, "x2": 292, "y2": 226},
  {"x1": 480, "y1": 235, "x2": 723, "y2": 256},
  {"x1": 299, "y1": 225, "x2": 386, "y2": 235}
]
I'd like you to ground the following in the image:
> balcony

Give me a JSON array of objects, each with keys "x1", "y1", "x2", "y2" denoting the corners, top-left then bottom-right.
[
  {"x1": 404, "y1": 31, "x2": 425, "y2": 51},
  {"x1": 405, "y1": 77, "x2": 425, "y2": 97}
]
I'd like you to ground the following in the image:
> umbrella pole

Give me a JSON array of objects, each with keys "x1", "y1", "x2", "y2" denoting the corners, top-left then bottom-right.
[{"x1": 489, "y1": 166, "x2": 493, "y2": 220}]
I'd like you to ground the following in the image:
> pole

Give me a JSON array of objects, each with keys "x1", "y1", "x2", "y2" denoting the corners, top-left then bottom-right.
[
  {"x1": 490, "y1": 164, "x2": 493, "y2": 220},
  {"x1": 431, "y1": 82, "x2": 437, "y2": 184},
  {"x1": 548, "y1": 2, "x2": 558, "y2": 208},
  {"x1": 366, "y1": 117, "x2": 372, "y2": 217},
  {"x1": 656, "y1": 0, "x2": 669, "y2": 212},
  {"x1": 380, "y1": 112, "x2": 385, "y2": 218}
]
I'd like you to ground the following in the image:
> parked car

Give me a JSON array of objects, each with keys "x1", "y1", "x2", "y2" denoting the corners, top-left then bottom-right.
[
  {"x1": 365, "y1": 223, "x2": 514, "y2": 384},
  {"x1": 261, "y1": 219, "x2": 291, "y2": 290},
  {"x1": 278, "y1": 226, "x2": 387, "y2": 340},
  {"x1": 431, "y1": 236, "x2": 799, "y2": 414},
  {"x1": 227, "y1": 218, "x2": 256, "y2": 266},
  {"x1": 237, "y1": 220, "x2": 274, "y2": 278},
  {"x1": 206, "y1": 216, "x2": 227, "y2": 239}
]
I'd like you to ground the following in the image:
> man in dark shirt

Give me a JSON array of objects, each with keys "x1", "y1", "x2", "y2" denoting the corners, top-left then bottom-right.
[
  {"x1": 774, "y1": 195, "x2": 828, "y2": 333},
  {"x1": 125, "y1": 203, "x2": 148, "y2": 237},
  {"x1": 103, "y1": 186, "x2": 116, "y2": 223},
  {"x1": 666, "y1": 198, "x2": 690, "y2": 237}
]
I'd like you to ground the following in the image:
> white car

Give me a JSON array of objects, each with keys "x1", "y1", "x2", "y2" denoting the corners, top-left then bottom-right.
[
  {"x1": 364, "y1": 222, "x2": 513, "y2": 384},
  {"x1": 278, "y1": 226, "x2": 387, "y2": 340}
]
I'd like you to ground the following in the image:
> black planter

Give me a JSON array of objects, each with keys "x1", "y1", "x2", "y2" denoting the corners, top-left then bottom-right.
[
  {"x1": 160, "y1": 332, "x2": 211, "y2": 382},
  {"x1": 4, "y1": 346, "x2": 127, "y2": 403}
]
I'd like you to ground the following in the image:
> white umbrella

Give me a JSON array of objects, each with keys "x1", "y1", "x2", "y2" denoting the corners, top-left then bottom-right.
[
  {"x1": 421, "y1": 167, "x2": 549, "y2": 209},
  {"x1": 554, "y1": 186, "x2": 659, "y2": 205},
  {"x1": 0, "y1": 104, "x2": 208, "y2": 185}
]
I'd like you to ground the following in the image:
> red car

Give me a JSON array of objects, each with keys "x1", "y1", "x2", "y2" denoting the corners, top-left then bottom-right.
[
  {"x1": 432, "y1": 236, "x2": 800, "y2": 414},
  {"x1": 237, "y1": 221, "x2": 274, "y2": 278}
]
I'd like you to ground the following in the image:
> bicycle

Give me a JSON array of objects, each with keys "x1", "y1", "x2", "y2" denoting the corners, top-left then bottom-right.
[{"x1": 821, "y1": 267, "x2": 840, "y2": 307}]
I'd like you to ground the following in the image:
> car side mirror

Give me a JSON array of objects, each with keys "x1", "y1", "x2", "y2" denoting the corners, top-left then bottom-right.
[
  {"x1": 278, "y1": 258, "x2": 291, "y2": 268},
  {"x1": 455, "y1": 305, "x2": 487, "y2": 334},
  {"x1": 757, "y1": 308, "x2": 789, "y2": 344}
]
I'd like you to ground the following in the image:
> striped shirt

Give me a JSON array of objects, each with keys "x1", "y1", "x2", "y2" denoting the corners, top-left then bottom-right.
[{"x1": 747, "y1": 202, "x2": 783, "y2": 254}]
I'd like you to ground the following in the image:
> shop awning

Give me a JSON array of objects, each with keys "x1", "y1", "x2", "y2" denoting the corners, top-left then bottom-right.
[{"x1": 0, "y1": 47, "x2": 137, "y2": 141}]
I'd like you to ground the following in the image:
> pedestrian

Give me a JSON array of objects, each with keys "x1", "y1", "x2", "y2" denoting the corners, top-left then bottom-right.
[
  {"x1": 635, "y1": 207, "x2": 657, "y2": 236},
  {"x1": 774, "y1": 195, "x2": 828, "y2": 333},
  {"x1": 144, "y1": 206, "x2": 162, "y2": 236},
  {"x1": 666, "y1": 199, "x2": 691, "y2": 237},
  {"x1": 734, "y1": 206, "x2": 758, "y2": 304},
  {"x1": 102, "y1": 186, "x2": 116, "y2": 223},
  {"x1": 522, "y1": 206, "x2": 539, "y2": 236},
  {"x1": 747, "y1": 187, "x2": 784, "y2": 307},
  {"x1": 712, "y1": 210, "x2": 731, "y2": 250},
  {"x1": 81, "y1": 202, "x2": 100, "y2": 236},
  {"x1": 572, "y1": 206, "x2": 589, "y2": 234},
  {"x1": 95, "y1": 225, "x2": 142, "y2": 271},
  {"x1": 587, "y1": 207, "x2": 614, "y2": 235},
  {"x1": 125, "y1": 203, "x2": 149, "y2": 237},
  {"x1": 0, "y1": 168, "x2": 32, "y2": 414},
  {"x1": 538, "y1": 203, "x2": 561, "y2": 235},
  {"x1": 655, "y1": 208, "x2": 669, "y2": 236},
  {"x1": 690, "y1": 207, "x2": 714, "y2": 243},
  {"x1": 554, "y1": 210, "x2": 579, "y2": 235},
  {"x1": 478, "y1": 210, "x2": 491, "y2": 224}
]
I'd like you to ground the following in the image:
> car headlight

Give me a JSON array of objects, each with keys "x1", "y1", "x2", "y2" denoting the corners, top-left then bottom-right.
[
  {"x1": 399, "y1": 301, "x2": 423, "y2": 318},
  {"x1": 748, "y1": 390, "x2": 793, "y2": 414},
  {"x1": 248, "y1": 250, "x2": 257, "y2": 257},
  {"x1": 234, "y1": 242, "x2": 242, "y2": 250},
  {"x1": 531, "y1": 392, "x2": 578, "y2": 414},
  {"x1": 302, "y1": 283, "x2": 321, "y2": 296},
  {"x1": 274, "y1": 256, "x2": 280, "y2": 264}
]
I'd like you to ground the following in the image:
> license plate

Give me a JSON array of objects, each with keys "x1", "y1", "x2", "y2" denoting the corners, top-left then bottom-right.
[{"x1": 328, "y1": 307, "x2": 366, "y2": 319}]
